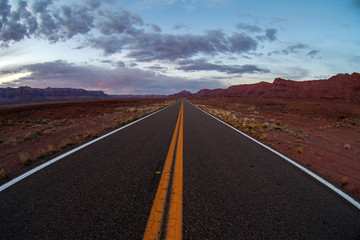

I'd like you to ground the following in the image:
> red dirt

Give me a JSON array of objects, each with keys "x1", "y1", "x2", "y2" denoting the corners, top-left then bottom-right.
[
  {"x1": 0, "y1": 98, "x2": 175, "y2": 183},
  {"x1": 189, "y1": 98, "x2": 360, "y2": 198}
]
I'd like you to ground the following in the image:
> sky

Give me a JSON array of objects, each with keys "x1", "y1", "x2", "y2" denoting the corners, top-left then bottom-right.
[{"x1": 0, "y1": 0, "x2": 359, "y2": 95}]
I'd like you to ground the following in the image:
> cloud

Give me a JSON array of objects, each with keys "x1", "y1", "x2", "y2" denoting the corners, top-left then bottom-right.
[
  {"x1": 256, "y1": 28, "x2": 277, "y2": 42},
  {"x1": 82, "y1": 0, "x2": 103, "y2": 9},
  {"x1": 265, "y1": 28, "x2": 277, "y2": 41},
  {"x1": 0, "y1": 0, "x2": 38, "y2": 46},
  {"x1": 1, "y1": 0, "x2": 262, "y2": 63},
  {"x1": 307, "y1": 50, "x2": 319, "y2": 58},
  {"x1": 278, "y1": 66, "x2": 309, "y2": 80},
  {"x1": 173, "y1": 23, "x2": 189, "y2": 31},
  {"x1": 89, "y1": 29, "x2": 259, "y2": 62},
  {"x1": 31, "y1": 0, "x2": 53, "y2": 14},
  {"x1": 53, "y1": 4, "x2": 95, "y2": 39},
  {"x1": 100, "y1": 59, "x2": 126, "y2": 68},
  {"x1": 236, "y1": 23, "x2": 262, "y2": 33},
  {"x1": 0, "y1": 0, "x2": 99, "y2": 45},
  {"x1": 268, "y1": 43, "x2": 308, "y2": 56},
  {"x1": 176, "y1": 59, "x2": 269, "y2": 74},
  {"x1": 0, "y1": 60, "x2": 225, "y2": 94},
  {"x1": 146, "y1": 64, "x2": 168, "y2": 72},
  {"x1": 95, "y1": 9, "x2": 143, "y2": 36},
  {"x1": 148, "y1": 23, "x2": 162, "y2": 32}
]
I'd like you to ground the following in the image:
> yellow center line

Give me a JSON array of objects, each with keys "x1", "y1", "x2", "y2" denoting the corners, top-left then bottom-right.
[
  {"x1": 143, "y1": 101, "x2": 183, "y2": 240},
  {"x1": 166, "y1": 102, "x2": 183, "y2": 240}
]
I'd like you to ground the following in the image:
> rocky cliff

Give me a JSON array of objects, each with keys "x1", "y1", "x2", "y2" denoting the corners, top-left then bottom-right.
[
  {"x1": 0, "y1": 86, "x2": 108, "y2": 104},
  {"x1": 185, "y1": 72, "x2": 360, "y2": 101}
]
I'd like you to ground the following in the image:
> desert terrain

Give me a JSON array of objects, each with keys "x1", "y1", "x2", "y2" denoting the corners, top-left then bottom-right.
[
  {"x1": 1, "y1": 95, "x2": 359, "y2": 200},
  {"x1": 0, "y1": 98, "x2": 175, "y2": 184},
  {"x1": 189, "y1": 98, "x2": 360, "y2": 199}
]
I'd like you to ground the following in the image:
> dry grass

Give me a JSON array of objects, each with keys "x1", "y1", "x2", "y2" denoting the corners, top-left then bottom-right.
[
  {"x1": 59, "y1": 139, "x2": 74, "y2": 149},
  {"x1": 0, "y1": 167, "x2": 8, "y2": 179},
  {"x1": 19, "y1": 152, "x2": 31, "y2": 165},
  {"x1": 47, "y1": 144, "x2": 56, "y2": 154},
  {"x1": 296, "y1": 146, "x2": 304, "y2": 154},
  {"x1": 36, "y1": 149, "x2": 47, "y2": 159},
  {"x1": 342, "y1": 176, "x2": 349, "y2": 186}
]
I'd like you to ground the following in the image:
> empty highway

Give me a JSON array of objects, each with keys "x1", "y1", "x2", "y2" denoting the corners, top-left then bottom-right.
[{"x1": 1, "y1": 100, "x2": 360, "y2": 239}]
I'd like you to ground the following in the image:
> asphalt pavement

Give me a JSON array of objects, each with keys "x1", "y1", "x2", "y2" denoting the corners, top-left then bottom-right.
[{"x1": 1, "y1": 100, "x2": 359, "y2": 239}]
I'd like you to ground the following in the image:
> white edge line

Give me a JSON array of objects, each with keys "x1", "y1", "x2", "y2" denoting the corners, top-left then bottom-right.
[
  {"x1": 0, "y1": 101, "x2": 178, "y2": 192},
  {"x1": 187, "y1": 100, "x2": 360, "y2": 211}
]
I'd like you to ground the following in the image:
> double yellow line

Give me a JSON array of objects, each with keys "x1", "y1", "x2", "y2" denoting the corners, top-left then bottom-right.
[{"x1": 143, "y1": 101, "x2": 183, "y2": 240}]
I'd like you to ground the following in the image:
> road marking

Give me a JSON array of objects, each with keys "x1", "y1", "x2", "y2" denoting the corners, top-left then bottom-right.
[
  {"x1": 188, "y1": 100, "x2": 360, "y2": 211},
  {"x1": 166, "y1": 101, "x2": 183, "y2": 240},
  {"x1": 0, "y1": 102, "x2": 177, "y2": 193},
  {"x1": 143, "y1": 102, "x2": 183, "y2": 240}
]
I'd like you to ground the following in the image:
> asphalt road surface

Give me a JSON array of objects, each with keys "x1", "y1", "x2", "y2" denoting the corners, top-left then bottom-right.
[{"x1": 1, "y1": 100, "x2": 360, "y2": 239}]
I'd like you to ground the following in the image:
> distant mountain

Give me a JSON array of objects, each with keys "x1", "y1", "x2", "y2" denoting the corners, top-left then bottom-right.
[
  {"x1": 109, "y1": 94, "x2": 166, "y2": 99},
  {"x1": 174, "y1": 72, "x2": 360, "y2": 102},
  {"x1": 0, "y1": 86, "x2": 108, "y2": 105},
  {"x1": 1, "y1": 72, "x2": 359, "y2": 105},
  {"x1": 168, "y1": 90, "x2": 193, "y2": 98}
]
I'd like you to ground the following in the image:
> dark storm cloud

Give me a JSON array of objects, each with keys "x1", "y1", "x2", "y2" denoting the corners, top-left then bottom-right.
[
  {"x1": 268, "y1": 43, "x2": 308, "y2": 56},
  {"x1": 236, "y1": 23, "x2": 262, "y2": 33},
  {"x1": 307, "y1": 50, "x2": 319, "y2": 58},
  {"x1": 177, "y1": 59, "x2": 269, "y2": 74},
  {"x1": 1, "y1": 60, "x2": 225, "y2": 94}
]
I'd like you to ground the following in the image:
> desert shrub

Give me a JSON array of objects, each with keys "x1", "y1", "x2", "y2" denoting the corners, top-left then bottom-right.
[
  {"x1": 0, "y1": 167, "x2": 8, "y2": 179},
  {"x1": 36, "y1": 149, "x2": 47, "y2": 159},
  {"x1": 24, "y1": 132, "x2": 38, "y2": 141},
  {"x1": 296, "y1": 146, "x2": 304, "y2": 154},
  {"x1": 47, "y1": 145, "x2": 56, "y2": 154},
  {"x1": 34, "y1": 130, "x2": 42, "y2": 136},
  {"x1": 19, "y1": 152, "x2": 31, "y2": 165},
  {"x1": 59, "y1": 139, "x2": 74, "y2": 149},
  {"x1": 342, "y1": 176, "x2": 349, "y2": 186}
]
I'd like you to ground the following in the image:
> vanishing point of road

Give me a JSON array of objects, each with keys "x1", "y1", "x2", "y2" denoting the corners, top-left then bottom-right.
[{"x1": 1, "y1": 100, "x2": 360, "y2": 239}]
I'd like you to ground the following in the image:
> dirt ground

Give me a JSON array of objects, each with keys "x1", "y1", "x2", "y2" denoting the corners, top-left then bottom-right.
[
  {"x1": 0, "y1": 98, "x2": 175, "y2": 183},
  {"x1": 189, "y1": 98, "x2": 360, "y2": 199}
]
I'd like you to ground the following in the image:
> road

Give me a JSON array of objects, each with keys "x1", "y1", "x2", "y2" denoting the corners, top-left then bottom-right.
[{"x1": 1, "y1": 100, "x2": 360, "y2": 239}]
